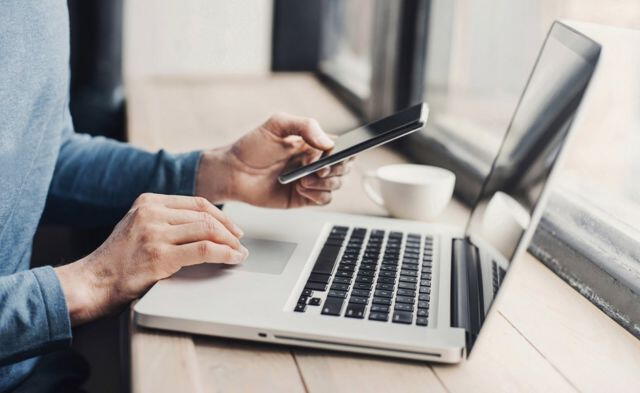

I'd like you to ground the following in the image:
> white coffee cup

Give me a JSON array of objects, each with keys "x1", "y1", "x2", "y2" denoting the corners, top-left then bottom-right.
[{"x1": 363, "y1": 164, "x2": 456, "y2": 221}]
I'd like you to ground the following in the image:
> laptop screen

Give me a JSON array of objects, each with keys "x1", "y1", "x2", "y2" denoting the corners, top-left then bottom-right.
[{"x1": 458, "y1": 22, "x2": 600, "y2": 346}]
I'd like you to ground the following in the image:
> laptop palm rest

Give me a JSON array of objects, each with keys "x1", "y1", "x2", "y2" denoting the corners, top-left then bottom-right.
[{"x1": 230, "y1": 237, "x2": 298, "y2": 275}]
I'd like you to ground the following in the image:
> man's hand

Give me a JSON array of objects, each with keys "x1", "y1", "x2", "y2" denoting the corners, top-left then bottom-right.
[
  {"x1": 55, "y1": 193, "x2": 248, "y2": 325},
  {"x1": 196, "y1": 113, "x2": 353, "y2": 208}
]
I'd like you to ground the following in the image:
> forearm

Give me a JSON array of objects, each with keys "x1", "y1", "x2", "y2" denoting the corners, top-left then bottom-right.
[
  {"x1": 44, "y1": 119, "x2": 204, "y2": 227},
  {"x1": 0, "y1": 268, "x2": 71, "y2": 366}
]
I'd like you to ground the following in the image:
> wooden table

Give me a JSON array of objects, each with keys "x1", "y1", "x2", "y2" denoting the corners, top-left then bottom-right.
[{"x1": 126, "y1": 74, "x2": 640, "y2": 393}]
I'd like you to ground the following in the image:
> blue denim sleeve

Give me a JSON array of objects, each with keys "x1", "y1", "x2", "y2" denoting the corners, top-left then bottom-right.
[
  {"x1": 0, "y1": 266, "x2": 71, "y2": 367},
  {"x1": 42, "y1": 114, "x2": 203, "y2": 227}
]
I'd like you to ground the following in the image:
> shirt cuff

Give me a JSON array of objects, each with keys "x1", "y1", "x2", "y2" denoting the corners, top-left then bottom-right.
[
  {"x1": 31, "y1": 266, "x2": 72, "y2": 346},
  {"x1": 175, "y1": 150, "x2": 203, "y2": 196}
]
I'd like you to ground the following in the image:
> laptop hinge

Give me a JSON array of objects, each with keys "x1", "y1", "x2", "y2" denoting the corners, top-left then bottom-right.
[{"x1": 451, "y1": 238, "x2": 484, "y2": 351}]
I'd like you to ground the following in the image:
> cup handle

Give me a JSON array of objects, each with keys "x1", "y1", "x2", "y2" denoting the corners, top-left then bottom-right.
[{"x1": 363, "y1": 170, "x2": 385, "y2": 207}]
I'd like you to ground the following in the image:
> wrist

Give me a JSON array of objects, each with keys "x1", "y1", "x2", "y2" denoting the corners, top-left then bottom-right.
[
  {"x1": 195, "y1": 147, "x2": 238, "y2": 203},
  {"x1": 54, "y1": 259, "x2": 102, "y2": 326}
]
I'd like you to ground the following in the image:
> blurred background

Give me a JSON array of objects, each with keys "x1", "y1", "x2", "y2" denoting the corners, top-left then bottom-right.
[
  {"x1": 120, "y1": 0, "x2": 640, "y2": 259},
  {"x1": 34, "y1": 1, "x2": 639, "y2": 391}
]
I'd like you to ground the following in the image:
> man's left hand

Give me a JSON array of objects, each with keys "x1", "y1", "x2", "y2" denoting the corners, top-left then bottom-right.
[{"x1": 195, "y1": 113, "x2": 353, "y2": 208}]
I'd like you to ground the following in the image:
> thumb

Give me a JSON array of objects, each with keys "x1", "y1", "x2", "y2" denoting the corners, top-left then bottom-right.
[{"x1": 265, "y1": 113, "x2": 334, "y2": 151}]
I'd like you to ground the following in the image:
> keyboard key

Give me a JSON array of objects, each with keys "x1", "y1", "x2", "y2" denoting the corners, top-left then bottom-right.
[
  {"x1": 308, "y1": 297, "x2": 321, "y2": 306},
  {"x1": 416, "y1": 317, "x2": 429, "y2": 326},
  {"x1": 399, "y1": 269, "x2": 417, "y2": 277},
  {"x1": 379, "y1": 271, "x2": 397, "y2": 278},
  {"x1": 371, "y1": 304, "x2": 390, "y2": 313},
  {"x1": 345, "y1": 303, "x2": 366, "y2": 319},
  {"x1": 321, "y1": 297, "x2": 344, "y2": 316},
  {"x1": 328, "y1": 290, "x2": 347, "y2": 298},
  {"x1": 402, "y1": 263, "x2": 419, "y2": 271},
  {"x1": 398, "y1": 282, "x2": 416, "y2": 290},
  {"x1": 354, "y1": 282, "x2": 373, "y2": 290},
  {"x1": 376, "y1": 283, "x2": 395, "y2": 291},
  {"x1": 399, "y1": 276, "x2": 418, "y2": 283},
  {"x1": 418, "y1": 301, "x2": 429, "y2": 309},
  {"x1": 349, "y1": 296, "x2": 368, "y2": 305},
  {"x1": 352, "y1": 227, "x2": 367, "y2": 235},
  {"x1": 377, "y1": 277, "x2": 396, "y2": 284},
  {"x1": 372, "y1": 297, "x2": 392, "y2": 305},
  {"x1": 338, "y1": 264, "x2": 356, "y2": 272},
  {"x1": 369, "y1": 312, "x2": 389, "y2": 322},
  {"x1": 397, "y1": 289, "x2": 415, "y2": 297},
  {"x1": 358, "y1": 270, "x2": 376, "y2": 277},
  {"x1": 330, "y1": 283, "x2": 350, "y2": 291},
  {"x1": 380, "y1": 265, "x2": 397, "y2": 271},
  {"x1": 394, "y1": 303, "x2": 414, "y2": 312},
  {"x1": 417, "y1": 308, "x2": 429, "y2": 317},
  {"x1": 351, "y1": 289, "x2": 370, "y2": 297},
  {"x1": 312, "y1": 246, "x2": 341, "y2": 275},
  {"x1": 333, "y1": 277, "x2": 351, "y2": 284},
  {"x1": 392, "y1": 310, "x2": 413, "y2": 324},
  {"x1": 395, "y1": 296, "x2": 415, "y2": 304},
  {"x1": 306, "y1": 282, "x2": 327, "y2": 291},
  {"x1": 418, "y1": 294, "x2": 430, "y2": 301},
  {"x1": 294, "y1": 303, "x2": 306, "y2": 312},
  {"x1": 308, "y1": 273, "x2": 331, "y2": 284},
  {"x1": 298, "y1": 295, "x2": 309, "y2": 304},
  {"x1": 419, "y1": 286, "x2": 430, "y2": 294},
  {"x1": 302, "y1": 289, "x2": 313, "y2": 297},
  {"x1": 374, "y1": 290, "x2": 393, "y2": 298},
  {"x1": 355, "y1": 276, "x2": 373, "y2": 283}
]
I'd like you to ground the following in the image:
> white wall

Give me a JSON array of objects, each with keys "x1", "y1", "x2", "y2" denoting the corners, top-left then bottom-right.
[{"x1": 125, "y1": 0, "x2": 273, "y2": 79}]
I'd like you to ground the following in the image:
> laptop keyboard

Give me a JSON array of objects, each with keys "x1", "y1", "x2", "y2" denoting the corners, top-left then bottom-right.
[
  {"x1": 491, "y1": 260, "x2": 507, "y2": 296},
  {"x1": 294, "y1": 226, "x2": 434, "y2": 326}
]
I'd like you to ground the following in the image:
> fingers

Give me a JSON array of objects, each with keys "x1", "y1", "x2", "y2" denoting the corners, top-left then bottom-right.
[
  {"x1": 168, "y1": 241, "x2": 247, "y2": 266},
  {"x1": 133, "y1": 193, "x2": 243, "y2": 238},
  {"x1": 317, "y1": 160, "x2": 353, "y2": 178},
  {"x1": 295, "y1": 183, "x2": 332, "y2": 205},
  {"x1": 165, "y1": 220, "x2": 246, "y2": 253},
  {"x1": 264, "y1": 113, "x2": 334, "y2": 151},
  {"x1": 299, "y1": 175, "x2": 343, "y2": 191}
]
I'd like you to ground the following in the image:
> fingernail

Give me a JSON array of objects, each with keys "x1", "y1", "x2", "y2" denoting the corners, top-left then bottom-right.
[
  {"x1": 234, "y1": 225, "x2": 244, "y2": 238},
  {"x1": 241, "y1": 245, "x2": 249, "y2": 256},
  {"x1": 318, "y1": 134, "x2": 334, "y2": 148},
  {"x1": 232, "y1": 250, "x2": 246, "y2": 264}
]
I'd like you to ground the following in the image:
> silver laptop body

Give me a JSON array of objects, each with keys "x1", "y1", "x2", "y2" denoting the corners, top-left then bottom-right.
[{"x1": 134, "y1": 22, "x2": 600, "y2": 363}]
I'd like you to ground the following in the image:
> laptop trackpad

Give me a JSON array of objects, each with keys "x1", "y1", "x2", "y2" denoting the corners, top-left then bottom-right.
[{"x1": 229, "y1": 237, "x2": 297, "y2": 275}]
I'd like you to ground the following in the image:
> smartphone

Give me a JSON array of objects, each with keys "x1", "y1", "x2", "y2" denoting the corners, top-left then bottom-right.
[{"x1": 278, "y1": 103, "x2": 429, "y2": 184}]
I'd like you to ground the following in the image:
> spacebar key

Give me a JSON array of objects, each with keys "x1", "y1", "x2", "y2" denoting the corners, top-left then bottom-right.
[
  {"x1": 321, "y1": 297, "x2": 344, "y2": 316},
  {"x1": 312, "y1": 245, "x2": 341, "y2": 275}
]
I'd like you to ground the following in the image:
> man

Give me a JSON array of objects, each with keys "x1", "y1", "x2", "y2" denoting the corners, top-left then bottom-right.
[{"x1": 0, "y1": 1, "x2": 352, "y2": 391}]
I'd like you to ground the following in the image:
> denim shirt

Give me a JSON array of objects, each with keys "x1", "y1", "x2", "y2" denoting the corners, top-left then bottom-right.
[{"x1": 0, "y1": 1, "x2": 201, "y2": 390}]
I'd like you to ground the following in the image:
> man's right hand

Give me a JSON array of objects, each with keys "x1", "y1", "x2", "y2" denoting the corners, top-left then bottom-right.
[{"x1": 55, "y1": 193, "x2": 248, "y2": 325}]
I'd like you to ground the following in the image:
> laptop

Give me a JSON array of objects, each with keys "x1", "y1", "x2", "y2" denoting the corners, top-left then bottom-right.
[{"x1": 134, "y1": 22, "x2": 600, "y2": 362}]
